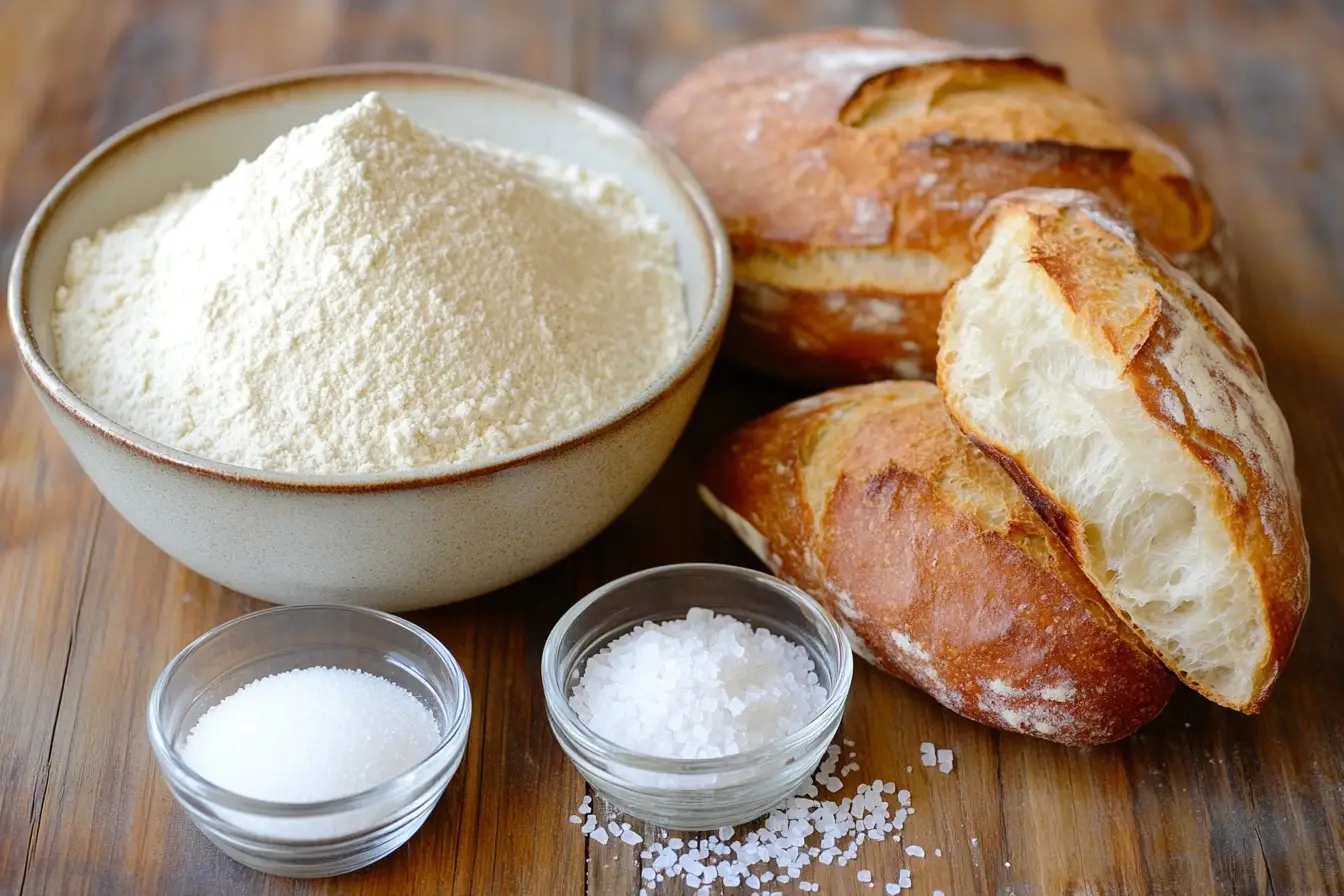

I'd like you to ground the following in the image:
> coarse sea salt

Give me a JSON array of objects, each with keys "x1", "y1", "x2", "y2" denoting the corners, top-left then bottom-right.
[
  {"x1": 570, "y1": 741, "x2": 952, "y2": 893},
  {"x1": 569, "y1": 608, "x2": 828, "y2": 759},
  {"x1": 181, "y1": 666, "x2": 440, "y2": 803}
]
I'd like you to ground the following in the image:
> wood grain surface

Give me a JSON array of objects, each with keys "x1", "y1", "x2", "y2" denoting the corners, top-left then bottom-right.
[{"x1": 1, "y1": 1, "x2": 1340, "y2": 894}]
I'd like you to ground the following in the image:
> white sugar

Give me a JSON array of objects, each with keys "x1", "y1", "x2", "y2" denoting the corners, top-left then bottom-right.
[
  {"x1": 180, "y1": 666, "x2": 439, "y2": 802},
  {"x1": 569, "y1": 608, "x2": 828, "y2": 758}
]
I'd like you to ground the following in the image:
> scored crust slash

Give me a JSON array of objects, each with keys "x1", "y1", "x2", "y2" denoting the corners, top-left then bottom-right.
[{"x1": 646, "y1": 26, "x2": 1236, "y2": 386}]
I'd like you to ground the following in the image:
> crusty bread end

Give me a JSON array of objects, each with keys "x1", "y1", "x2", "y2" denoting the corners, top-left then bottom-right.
[{"x1": 937, "y1": 188, "x2": 1308, "y2": 712}]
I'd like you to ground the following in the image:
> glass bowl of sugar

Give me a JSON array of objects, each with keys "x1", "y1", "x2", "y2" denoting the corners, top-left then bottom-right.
[
  {"x1": 147, "y1": 604, "x2": 471, "y2": 878},
  {"x1": 542, "y1": 563, "x2": 853, "y2": 829}
]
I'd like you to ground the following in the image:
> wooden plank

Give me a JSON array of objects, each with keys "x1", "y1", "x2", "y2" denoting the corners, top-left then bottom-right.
[
  {"x1": 0, "y1": 0, "x2": 146, "y2": 891},
  {"x1": 1097, "y1": 4, "x2": 1344, "y2": 894}
]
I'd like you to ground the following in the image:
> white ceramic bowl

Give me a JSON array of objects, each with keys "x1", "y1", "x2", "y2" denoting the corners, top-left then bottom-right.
[{"x1": 8, "y1": 65, "x2": 731, "y2": 611}]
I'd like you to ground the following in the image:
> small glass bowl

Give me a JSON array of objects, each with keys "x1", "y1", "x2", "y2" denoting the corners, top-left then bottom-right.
[
  {"x1": 542, "y1": 563, "x2": 853, "y2": 829},
  {"x1": 147, "y1": 604, "x2": 471, "y2": 878}
]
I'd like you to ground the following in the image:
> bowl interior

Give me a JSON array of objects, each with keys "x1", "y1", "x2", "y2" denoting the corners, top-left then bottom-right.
[{"x1": 15, "y1": 66, "x2": 725, "y2": 478}]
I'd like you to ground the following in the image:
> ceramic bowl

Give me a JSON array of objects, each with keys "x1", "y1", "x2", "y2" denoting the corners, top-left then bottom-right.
[{"x1": 7, "y1": 65, "x2": 731, "y2": 611}]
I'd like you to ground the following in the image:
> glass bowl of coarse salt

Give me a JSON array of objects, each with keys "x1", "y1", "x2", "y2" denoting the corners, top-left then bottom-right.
[
  {"x1": 147, "y1": 604, "x2": 471, "y2": 878},
  {"x1": 542, "y1": 563, "x2": 854, "y2": 829}
]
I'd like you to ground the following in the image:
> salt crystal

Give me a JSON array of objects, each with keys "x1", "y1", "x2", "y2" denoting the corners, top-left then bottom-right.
[
  {"x1": 906, "y1": 845, "x2": 925, "y2": 857},
  {"x1": 886, "y1": 885, "x2": 900, "y2": 895},
  {"x1": 857, "y1": 869, "x2": 873, "y2": 882},
  {"x1": 568, "y1": 815, "x2": 582, "y2": 824},
  {"x1": 621, "y1": 829, "x2": 643, "y2": 845},
  {"x1": 181, "y1": 667, "x2": 440, "y2": 805},
  {"x1": 568, "y1": 609, "x2": 829, "y2": 759},
  {"x1": 591, "y1": 828, "x2": 609, "y2": 845}
]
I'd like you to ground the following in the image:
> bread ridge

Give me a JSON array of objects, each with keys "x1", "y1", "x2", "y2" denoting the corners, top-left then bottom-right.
[
  {"x1": 646, "y1": 26, "x2": 1237, "y2": 385},
  {"x1": 699, "y1": 380, "x2": 1175, "y2": 746},
  {"x1": 937, "y1": 187, "x2": 1308, "y2": 712}
]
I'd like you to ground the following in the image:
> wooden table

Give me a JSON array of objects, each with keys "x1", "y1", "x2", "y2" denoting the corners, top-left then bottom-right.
[{"x1": 2, "y1": 1, "x2": 1340, "y2": 894}]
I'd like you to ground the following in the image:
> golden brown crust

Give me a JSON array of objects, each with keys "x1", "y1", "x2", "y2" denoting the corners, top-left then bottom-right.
[
  {"x1": 699, "y1": 380, "x2": 1175, "y2": 745},
  {"x1": 645, "y1": 27, "x2": 1238, "y2": 385},
  {"x1": 938, "y1": 188, "x2": 1307, "y2": 712},
  {"x1": 728, "y1": 282, "x2": 940, "y2": 384}
]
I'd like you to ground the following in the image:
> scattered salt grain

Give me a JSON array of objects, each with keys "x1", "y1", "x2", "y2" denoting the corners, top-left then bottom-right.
[
  {"x1": 906, "y1": 845, "x2": 925, "y2": 857},
  {"x1": 569, "y1": 608, "x2": 828, "y2": 759},
  {"x1": 569, "y1": 740, "x2": 950, "y2": 894},
  {"x1": 935, "y1": 848, "x2": 942, "y2": 856},
  {"x1": 937, "y1": 748, "x2": 954, "y2": 773},
  {"x1": 180, "y1": 666, "x2": 440, "y2": 804}
]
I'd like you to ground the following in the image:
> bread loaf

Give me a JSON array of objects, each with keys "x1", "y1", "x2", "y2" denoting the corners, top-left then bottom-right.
[
  {"x1": 699, "y1": 380, "x2": 1175, "y2": 746},
  {"x1": 937, "y1": 188, "x2": 1308, "y2": 712},
  {"x1": 645, "y1": 27, "x2": 1236, "y2": 386}
]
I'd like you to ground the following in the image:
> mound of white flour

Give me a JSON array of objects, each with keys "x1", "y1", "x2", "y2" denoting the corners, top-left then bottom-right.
[{"x1": 53, "y1": 93, "x2": 687, "y2": 474}]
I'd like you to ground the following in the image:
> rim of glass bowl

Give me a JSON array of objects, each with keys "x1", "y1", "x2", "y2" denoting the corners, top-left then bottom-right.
[
  {"x1": 541, "y1": 562, "x2": 855, "y2": 778},
  {"x1": 146, "y1": 604, "x2": 472, "y2": 818}
]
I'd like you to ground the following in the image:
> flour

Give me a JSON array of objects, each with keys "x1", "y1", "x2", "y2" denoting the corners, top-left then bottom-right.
[{"x1": 53, "y1": 93, "x2": 687, "y2": 474}]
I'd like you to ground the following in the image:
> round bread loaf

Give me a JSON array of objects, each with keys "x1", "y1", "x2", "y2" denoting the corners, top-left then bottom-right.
[
  {"x1": 699, "y1": 380, "x2": 1175, "y2": 746},
  {"x1": 645, "y1": 27, "x2": 1236, "y2": 386}
]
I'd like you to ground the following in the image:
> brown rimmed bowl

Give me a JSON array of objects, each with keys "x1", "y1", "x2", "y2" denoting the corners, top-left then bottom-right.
[{"x1": 7, "y1": 65, "x2": 731, "y2": 611}]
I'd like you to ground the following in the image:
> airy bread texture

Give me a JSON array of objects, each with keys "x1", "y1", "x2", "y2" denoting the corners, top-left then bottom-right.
[
  {"x1": 645, "y1": 27, "x2": 1236, "y2": 386},
  {"x1": 700, "y1": 380, "x2": 1174, "y2": 746},
  {"x1": 938, "y1": 188, "x2": 1308, "y2": 712}
]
